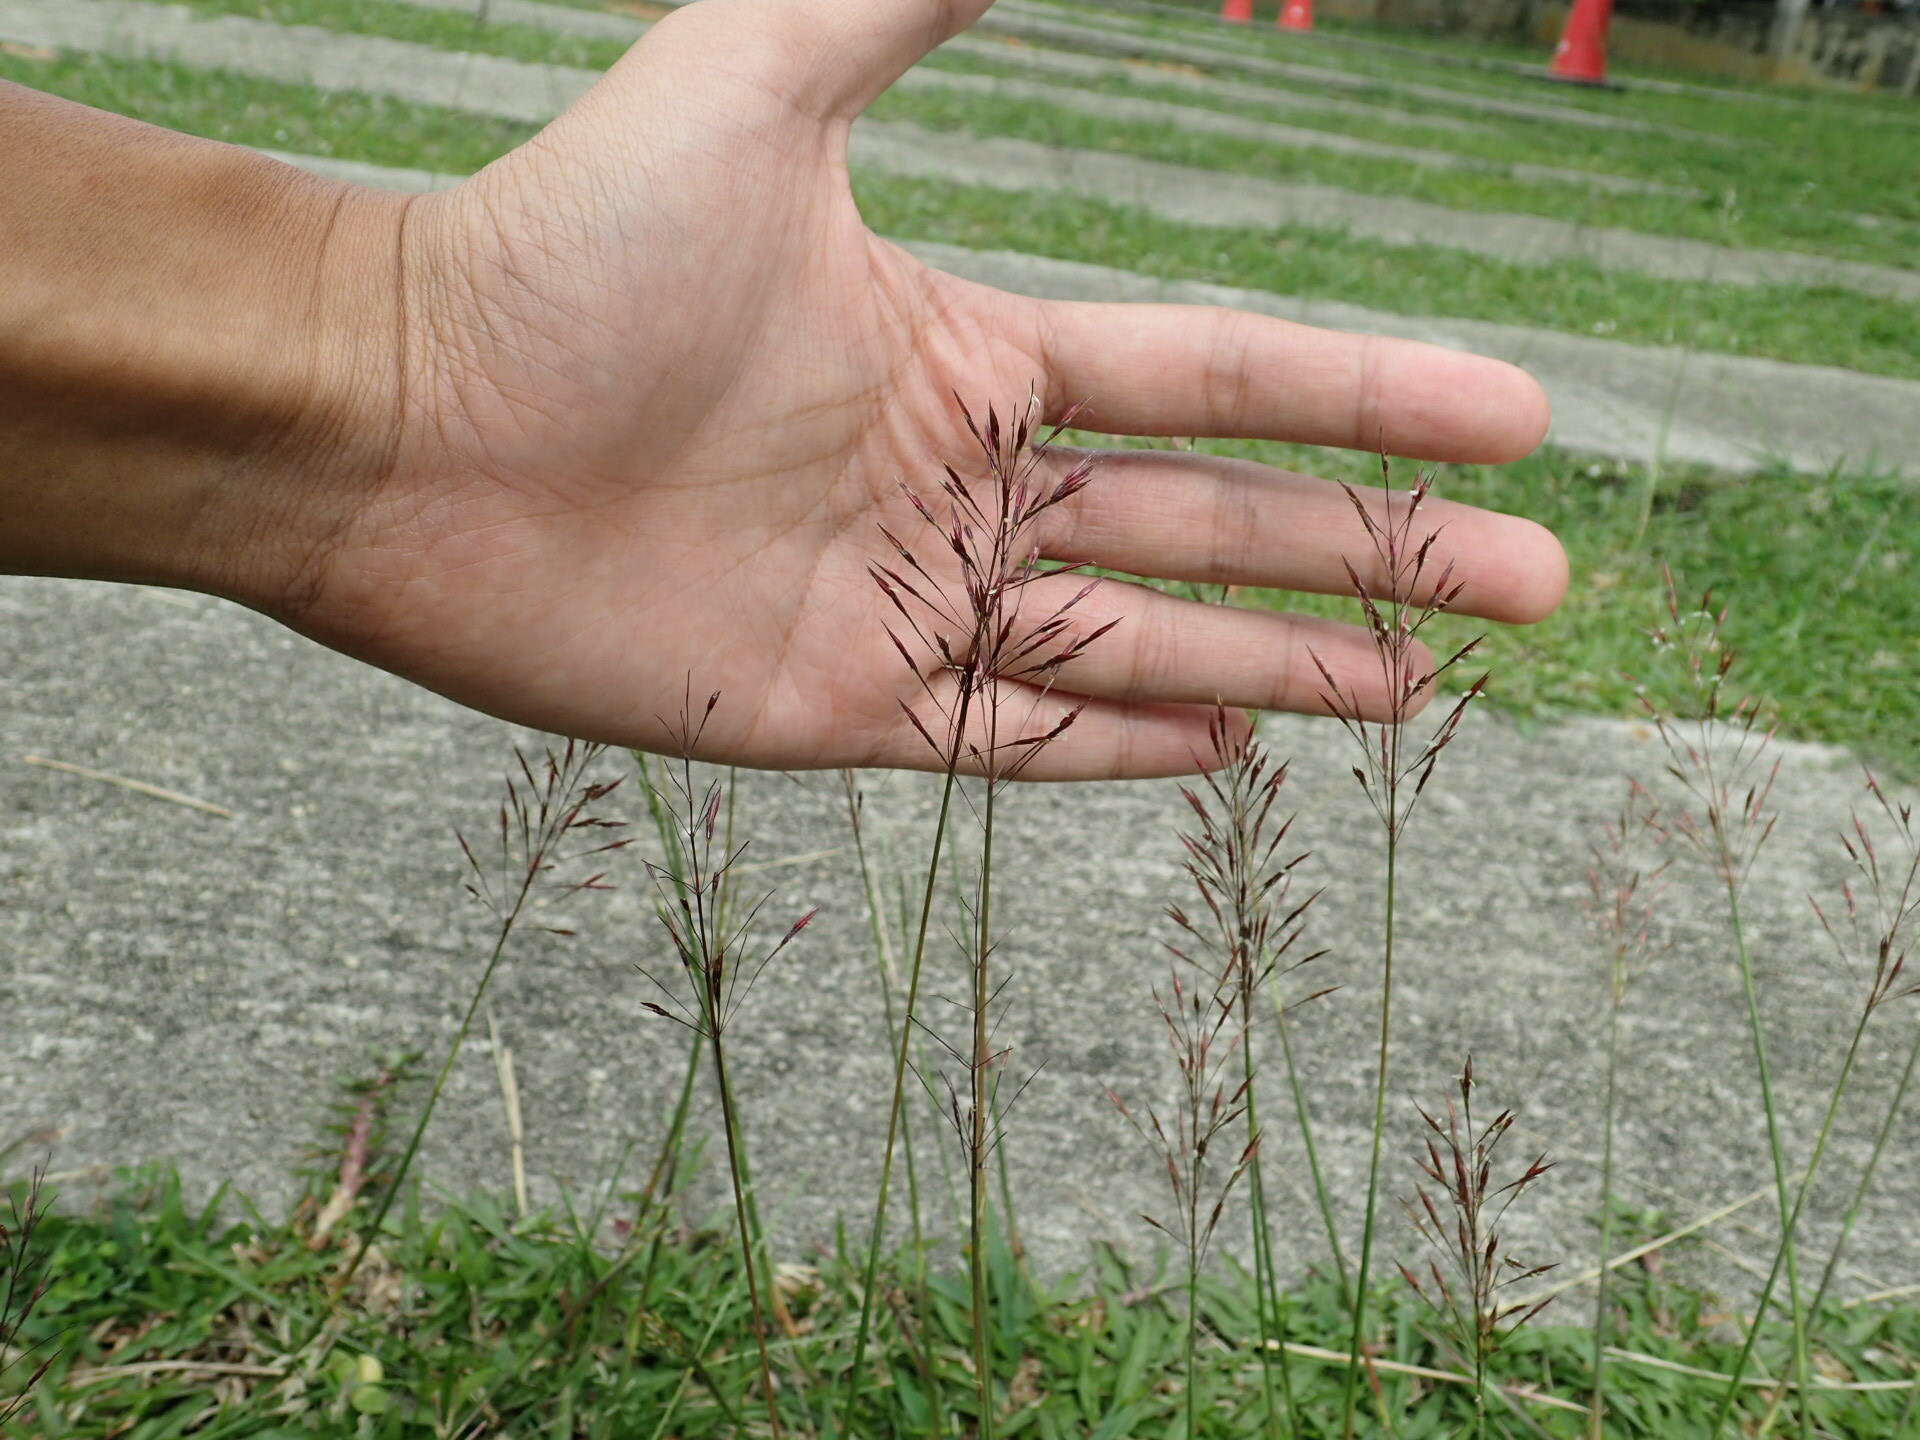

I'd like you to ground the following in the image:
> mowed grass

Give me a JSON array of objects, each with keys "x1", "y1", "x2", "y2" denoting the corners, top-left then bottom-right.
[
  {"x1": 119, "y1": 0, "x2": 1920, "y2": 271},
  {"x1": 0, "y1": 46, "x2": 534, "y2": 173},
  {"x1": 858, "y1": 172, "x2": 1920, "y2": 380},
  {"x1": 915, "y1": 46, "x2": 1920, "y2": 272},
  {"x1": 1060, "y1": 1, "x2": 1920, "y2": 143},
  {"x1": 1018, "y1": 0, "x2": 1920, "y2": 221},
  {"x1": 6, "y1": 1110, "x2": 1918, "y2": 1435},
  {"x1": 173, "y1": 0, "x2": 632, "y2": 70},
  {"x1": 10, "y1": 29, "x2": 1913, "y2": 380}
]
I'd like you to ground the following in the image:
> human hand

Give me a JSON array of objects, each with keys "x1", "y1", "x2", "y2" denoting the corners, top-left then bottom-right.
[{"x1": 270, "y1": 0, "x2": 1568, "y2": 778}]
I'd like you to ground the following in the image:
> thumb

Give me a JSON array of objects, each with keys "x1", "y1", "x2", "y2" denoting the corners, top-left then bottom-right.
[{"x1": 698, "y1": 0, "x2": 996, "y2": 120}]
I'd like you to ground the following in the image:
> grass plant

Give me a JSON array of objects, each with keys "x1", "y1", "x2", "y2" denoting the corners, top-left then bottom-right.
[
  {"x1": 1307, "y1": 467, "x2": 1488, "y2": 1436},
  {"x1": 1108, "y1": 942, "x2": 1260, "y2": 1440},
  {"x1": 7, "y1": 493, "x2": 1920, "y2": 1429},
  {"x1": 328, "y1": 741, "x2": 627, "y2": 1310},
  {"x1": 1634, "y1": 581, "x2": 1812, "y2": 1433},
  {"x1": 1397, "y1": 1058, "x2": 1556, "y2": 1440},
  {"x1": 1578, "y1": 781, "x2": 1668, "y2": 1436},
  {"x1": 864, "y1": 395, "x2": 1111, "y2": 1438},
  {"x1": 1799, "y1": 780, "x2": 1920, "y2": 1331},
  {"x1": 1160, "y1": 708, "x2": 1328, "y2": 1435},
  {"x1": 0, "y1": 1167, "x2": 53, "y2": 1422},
  {"x1": 1731, "y1": 770, "x2": 1920, "y2": 1437},
  {"x1": 633, "y1": 695, "x2": 817, "y2": 1436}
]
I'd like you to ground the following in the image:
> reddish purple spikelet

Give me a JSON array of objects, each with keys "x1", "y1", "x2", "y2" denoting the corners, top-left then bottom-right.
[
  {"x1": 1636, "y1": 569, "x2": 1780, "y2": 891},
  {"x1": 0, "y1": 1166, "x2": 54, "y2": 1420},
  {"x1": 1400, "y1": 1058, "x2": 1556, "y2": 1373},
  {"x1": 1585, "y1": 779, "x2": 1671, "y2": 1005},
  {"x1": 1812, "y1": 769, "x2": 1920, "y2": 1014},
  {"x1": 1115, "y1": 710, "x2": 1328, "y2": 1276},
  {"x1": 632, "y1": 694, "x2": 813, "y2": 1040},
  {"x1": 1313, "y1": 465, "x2": 1486, "y2": 841},
  {"x1": 457, "y1": 739, "x2": 627, "y2": 932},
  {"x1": 873, "y1": 389, "x2": 1112, "y2": 781}
]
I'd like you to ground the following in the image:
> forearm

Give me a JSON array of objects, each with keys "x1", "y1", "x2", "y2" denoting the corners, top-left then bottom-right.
[{"x1": 0, "y1": 82, "x2": 407, "y2": 608}]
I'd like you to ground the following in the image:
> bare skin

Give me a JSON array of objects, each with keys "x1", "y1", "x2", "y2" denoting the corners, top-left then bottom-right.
[{"x1": 0, "y1": 0, "x2": 1567, "y2": 779}]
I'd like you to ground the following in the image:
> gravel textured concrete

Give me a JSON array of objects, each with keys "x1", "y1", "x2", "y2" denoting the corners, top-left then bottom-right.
[
  {"x1": 2, "y1": 574, "x2": 1913, "y2": 1310},
  {"x1": 11, "y1": 0, "x2": 1910, "y2": 305}
]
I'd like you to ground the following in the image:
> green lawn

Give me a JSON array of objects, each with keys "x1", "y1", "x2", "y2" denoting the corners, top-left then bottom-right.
[
  {"x1": 916, "y1": 47, "x2": 1920, "y2": 271},
  {"x1": 859, "y1": 171, "x2": 1920, "y2": 381},
  {"x1": 7, "y1": 1161, "x2": 1918, "y2": 1435},
  {"x1": 1018, "y1": 0, "x2": 1920, "y2": 225},
  {"x1": 176, "y1": 0, "x2": 632, "y2": 70},
  {"x1": 0, "y1": 47, "x2": 534, "y2": 173}
]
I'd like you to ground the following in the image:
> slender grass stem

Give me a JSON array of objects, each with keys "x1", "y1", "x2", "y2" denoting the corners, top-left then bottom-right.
[
  {"x1": 1239, "y1": 1068, "x2": 1295, "y2": 1437},
  {"x1": 1807, "y1": 1020, "x2": 1920, "y2": 1317},
  {"x1": 1184, "y1": 1238, "x2": 1201, "y2": 1440},
  {"x1": 839, "y1": 738, "x2": 966, "y2": 1435},
  {"x1": 332, "y1": 910, "x2": 518, "y2": 1305},
  {"x1": 1341, "y1": 841, "x2": 1397, "y2": 1439},
  {"x1": 1721, "y1": 999, "x2": 1877, "y2": 1438},
  {"x1": 1707, "y1": 884, "x2": 1811, "y2": 1439},
  {"x1": 1589, "y1": 993, "x2": 1624, "y2": 1438},
  {"x1": 639, "y1": 1028, "x2": 706, "y2": 1293},
  {"x1": 970, "y1": 772, "x2": 1000, "y2": 1440},
  {"x1": 710, "y1": 1025, "x2": 783, "y2": 1438},
  {"x1": 840, "y1": 777, "x2": 937, "y2": 1417},
  {"x1": 1276, "y1": 1005, "x2": 1352, "y2": 1300},
  {"x1": 842, "y1": 775, "x2": 928, "y2": 1292},
  {"x1": 1472, "y1": 1335, "x2": 1487, "y2": 1440}
]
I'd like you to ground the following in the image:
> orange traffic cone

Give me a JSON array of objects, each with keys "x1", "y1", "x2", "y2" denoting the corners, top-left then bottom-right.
[
  {"x1": 1220, "y1": 0, "x2": 1253, "y2": 20},
  {"x1": 1548, "y1": 0, "x2": 1613, "y2": 84},
  {"x1": 1277, "y1": 0, "x2": 1312, "y2": 30}
]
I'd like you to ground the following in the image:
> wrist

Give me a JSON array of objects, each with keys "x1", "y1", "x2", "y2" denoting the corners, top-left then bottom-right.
[{"x1": 0, "y1": 90, "x2": 411, "y2": 614}]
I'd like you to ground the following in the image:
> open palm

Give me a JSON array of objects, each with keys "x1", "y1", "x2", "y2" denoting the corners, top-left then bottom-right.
[{"x1": 293, "y1": 0, "x2": 1567, "y2": 778}]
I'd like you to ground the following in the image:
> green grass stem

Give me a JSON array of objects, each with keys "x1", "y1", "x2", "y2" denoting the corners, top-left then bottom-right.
[{"x1": 1707, "y1": 886, "x2": 1811, "y2": 1440}]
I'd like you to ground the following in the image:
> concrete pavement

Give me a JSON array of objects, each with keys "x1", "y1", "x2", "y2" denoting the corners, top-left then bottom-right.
[{"x1": 0, "y1": 562, "x2": 1912, "y2": 1302}]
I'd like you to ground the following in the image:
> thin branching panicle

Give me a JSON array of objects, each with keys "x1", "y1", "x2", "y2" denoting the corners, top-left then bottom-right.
[
  {"x1": 1312, "y1": 467, "x2": 1487, "y2": 844},
  {"x1": 1637, "y1": 574, "x2": 1780, "y2": 893},
  {"x1": 0, "y1": 1166, "x2": 54, "y2": 1423},
  {"x1": 1106, "y1": 955, "x2": 1258, "y2": 1439},
  {"x1": 328, "y1": 742, "x2": 628, "y2": 1309},
  {"x1": 1398, "y1": 1058, "x2": 1556, "y2": 1440},
  {"x1": 848, "y1": 392, "x2": 1113, "y2": 1439},
  {"x1": 1165, "y1": 708, "x2": 1329, "y2": 1433},
  {"x1": 1734, "y1": 768, "x2": 1920, "y2": 1437},
  {"x1": 635, "y1": 692, "x2": 813, "y2": 1438},
  {"x1": 1635, "y1": 575, "x2": 1812, "y2": 1439},
  {"x1": 1319, "y1": 462, "x2": 1488, "y2": 1440}
]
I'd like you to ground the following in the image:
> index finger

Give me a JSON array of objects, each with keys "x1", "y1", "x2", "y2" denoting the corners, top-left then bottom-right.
[{"x1": 1028, "y1": 296, "x2": 1552, "y2": 463}]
